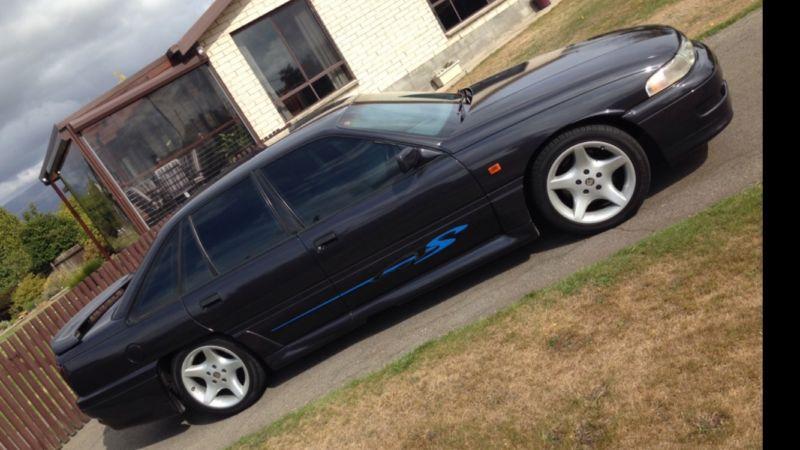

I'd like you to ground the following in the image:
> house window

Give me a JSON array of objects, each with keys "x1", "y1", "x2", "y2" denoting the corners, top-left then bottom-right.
[
  {"x1": 233, "y1": 0, "x2": 353, "y2": 121},
  {"x1": 428, "y1": 0, "x2": 498, "y2": 31}
]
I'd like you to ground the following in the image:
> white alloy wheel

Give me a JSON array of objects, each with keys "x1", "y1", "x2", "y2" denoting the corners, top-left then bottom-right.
[
  {"x1": 180, "y1": 345, "x2": 250, "y2": 409},
  {"x1": 545, "y1": 140, "x2": 637, "y2": 224}
]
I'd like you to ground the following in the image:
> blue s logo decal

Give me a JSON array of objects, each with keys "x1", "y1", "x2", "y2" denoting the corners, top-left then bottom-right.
[{"x1": 272, "y1": 224, "x2": 469, "y2": 332}]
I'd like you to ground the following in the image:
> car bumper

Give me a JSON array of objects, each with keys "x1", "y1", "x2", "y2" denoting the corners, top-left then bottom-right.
[
  {"x1": 77, "y1": 368, "x2": 182, "y2": 430},
  {"x1": 623, "y1": 41, "x2": 733, "y2": 164}
]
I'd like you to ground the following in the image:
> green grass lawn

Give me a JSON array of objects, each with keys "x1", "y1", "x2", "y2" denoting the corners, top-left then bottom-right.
[{"x1": 232, "y1": 184, "x2": 762, "y2": 449}]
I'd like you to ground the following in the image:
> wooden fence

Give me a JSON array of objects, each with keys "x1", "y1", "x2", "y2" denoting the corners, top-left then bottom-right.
[{"x1": 0, "y1": 227, "x2": 160, "y2": 450}]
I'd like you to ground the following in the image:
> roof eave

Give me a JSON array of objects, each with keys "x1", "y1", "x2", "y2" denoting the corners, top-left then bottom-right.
[
  {"x1": 39, "y1": 126, "x2": 70, "y2": 185},
  {"x1": 170, "y1": 0, "x2": 235, "y2": 59}
]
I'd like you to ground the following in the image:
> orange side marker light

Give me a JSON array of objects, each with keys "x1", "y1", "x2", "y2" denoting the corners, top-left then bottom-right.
[{"x1": 488, "y1": 163, "x2": 502, "y2": 175}]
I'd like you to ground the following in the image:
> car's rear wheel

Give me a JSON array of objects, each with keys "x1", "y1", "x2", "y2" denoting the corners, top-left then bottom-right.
[
  {"x1": 530, "y1": 125, "x2": 651, "y2": 234},
  {"x1": 171, "y1": 338, "x2": 266, "y2": 415}
]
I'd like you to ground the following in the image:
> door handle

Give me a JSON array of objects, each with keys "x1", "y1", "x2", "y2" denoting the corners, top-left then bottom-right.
[
  {"x1": 199, "y1": 294, "x2": 223, "y2": 310},
  {"x1": 313, "y1": 232, "x2": 338, "y2": 253}
]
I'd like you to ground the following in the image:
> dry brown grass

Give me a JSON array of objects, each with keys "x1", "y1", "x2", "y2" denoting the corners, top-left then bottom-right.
[
  {"x1": 455, "y1": 0, "x2": 761, "y2": 89},
  {"x1": 234, "y1": 187, "x2": 762, "y2": 449}
]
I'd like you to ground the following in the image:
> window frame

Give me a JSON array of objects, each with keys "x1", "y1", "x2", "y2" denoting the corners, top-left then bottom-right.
[
  {"x1": 178, "y1": 218, "x2": 218, "y2": 295},
  {"x1": 187, "y1": 173, "x2": 295, "y2": 277},
  {"x1": 231, "y1": 0, "x2": 355, "y2": 120},
  {"x1": 125, "y1": 228, "x2": 180, "y2": 324},
  {"x1": 258, "y1": 134, "x2": 443, "y2": 231},
  {"x1": 428, "y1": 0, "x2": 500, "y2": 33}
]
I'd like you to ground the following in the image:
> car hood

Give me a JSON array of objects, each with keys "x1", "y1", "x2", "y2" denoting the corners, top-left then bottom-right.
[{"x1": 457, "y1": 26, "x2": 682, "y2": 132}]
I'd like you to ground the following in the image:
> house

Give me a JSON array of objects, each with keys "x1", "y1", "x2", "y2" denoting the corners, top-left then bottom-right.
[{"x1": 39, "y1": 0, "x2": 550, "y2": 252}]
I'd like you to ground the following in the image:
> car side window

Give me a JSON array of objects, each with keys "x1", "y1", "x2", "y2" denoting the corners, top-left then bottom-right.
[
  {"x1": 180, "y1": 220, "x2": 214, "y2": 293},
  {"x1": 129, "y1": 230, "x2": 178, "y2": 320},
  {"x1": 191, "y1": 178, "x2": 286, "y2": 274},
  {"x1": 261, "y1": 137, "x2": 405, "y2": 225}
]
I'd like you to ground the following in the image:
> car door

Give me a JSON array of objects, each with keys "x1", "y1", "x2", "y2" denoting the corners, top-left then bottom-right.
[
  {"x1": 259, "y1": 135, "x2": 501, "y2": 315},
  {"x1": 179, "y1": 175, "x2": 348, "y2": 345}
]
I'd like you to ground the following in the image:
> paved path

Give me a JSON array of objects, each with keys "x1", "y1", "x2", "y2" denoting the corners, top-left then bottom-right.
[{"x1": 66, "y1": 9, "x2": 762, "y2": 450}]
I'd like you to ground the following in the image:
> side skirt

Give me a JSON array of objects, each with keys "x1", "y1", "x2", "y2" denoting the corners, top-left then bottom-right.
[{"x1": 265, "y1": 228, "x2": 537, "y2": 370}]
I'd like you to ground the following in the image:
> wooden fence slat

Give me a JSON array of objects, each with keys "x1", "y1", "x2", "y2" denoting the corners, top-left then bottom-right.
[
  {"x1": 46, "y1": 302, "x2": 69, "y2": 328},
  {"x1": 37, "y1": 308, "x2": 60, "y2": 337},
  {"x1": 74, "y1": 283, "x2": 93, "y2": 306},
  {"x1": 0, "y1": 356, "x2": 61, "y2": 448},
  {"x1": 4, "y1": 338, "x2": 78, "y2": 434},
  {"x1": 0, "y1": 343, "x2": 69, "y2": 444},
  {"x1": 0, "y1": 224, "x2": 162, "y2": 450},
  {"x1": 119, "y1": 252, "x2": 138, "y2": 273},
  {"x1": 88, "y1": 272, "x2": 107, "y2": 291},
  {"x1": 79, "y1": 276, "x2": 99, "y2": 296},
  {"x1": 0, "y1": 388, "x2": 35, "y2": 450},
  {"x1": 65, "y1": 292, "x2": 85, "y2": 314},
  {"x1": 12, "y1": 330, "x2": 84, "y2": 429},
  {"x1": 59, "y1": 293, "x2": 80, "y2": 316},
  {"x1": 27, "y1": 317, "x2": 90, "y2": 424},
  {"x1": 20, "y1": 323, "x2": 69, "y2": 389},
  {"x1": 98, "y1": 266, "x2": 116, "y2": 286},
  {"x1": 51, "y1": 301, "x2": 73, "y2": 327},
  {"x1": 0, "y1": 411, "x2": 29, "y2": 450}
]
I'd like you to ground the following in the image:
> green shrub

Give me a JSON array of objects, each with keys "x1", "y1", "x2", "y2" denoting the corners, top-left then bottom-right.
[
  {"x1": 20, "y1": 206, "x2": 82, "y2": 275},
  {"x1": 11, "y1": 274, "x2": 46, "y2": 315},
  {"x1": 67, "y1": 258, "x2": 105, "y2": 289},
  {"x1": 41, "y1": 270, "x2": 70, "y2": 301}
]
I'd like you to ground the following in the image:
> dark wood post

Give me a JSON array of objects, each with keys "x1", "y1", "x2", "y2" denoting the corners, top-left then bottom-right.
[{"x1": 50, "y1": 181, "x2": 112, "y2": 261}]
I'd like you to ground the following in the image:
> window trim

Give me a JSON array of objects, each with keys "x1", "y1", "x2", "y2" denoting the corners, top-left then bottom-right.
[
  {"x1": 231, "y1": 0, "x2": 356, "y2": 120},
  {"x1": 125, "y1": 228, "x2": 180, "y2": 324},
  {"x1": 428, "y1": 0, "x2": 502, "y2": 36},
  {"x1": 259, "y1": 134, "x2": 443, "y2": 231},
  {"x1": 178, "y1": 218, "x2": 219, "y2": 296},
  {"x1": 187, "y1": 175, "x2": 295, "y2": 277}
]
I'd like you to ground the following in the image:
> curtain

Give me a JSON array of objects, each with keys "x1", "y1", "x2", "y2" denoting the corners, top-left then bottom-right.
[{"x1": 294, "y1": 6, "x2": 348, "y2": 87}]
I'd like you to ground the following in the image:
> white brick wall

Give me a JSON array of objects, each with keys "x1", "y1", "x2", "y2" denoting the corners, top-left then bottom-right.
[{"x1": 200, "y1": 0, "x2": 523, "y2": 142}]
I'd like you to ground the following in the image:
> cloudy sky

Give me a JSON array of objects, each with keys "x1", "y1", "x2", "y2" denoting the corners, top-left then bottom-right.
[{"x1": 0, "y1": 0, "x2": 215, "y2": 215}]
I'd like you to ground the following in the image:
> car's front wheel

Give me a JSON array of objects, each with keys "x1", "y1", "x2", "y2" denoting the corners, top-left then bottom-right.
[
  {"x1": 530, "y1": 124, "x2": 651, "y2": 234},
  {"x1": 171, "y1": 338, "x2": 266, "y2": 416}
]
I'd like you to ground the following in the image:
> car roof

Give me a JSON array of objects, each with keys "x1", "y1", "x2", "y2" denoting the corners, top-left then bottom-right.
[{"x1": 146, "y1": 91, "x2": 461, "y2": 255}]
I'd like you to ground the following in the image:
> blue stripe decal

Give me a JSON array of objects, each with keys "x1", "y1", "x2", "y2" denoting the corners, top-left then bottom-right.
[{"x1": 271, "y1": 224, "x2": 468, "y2": 333}]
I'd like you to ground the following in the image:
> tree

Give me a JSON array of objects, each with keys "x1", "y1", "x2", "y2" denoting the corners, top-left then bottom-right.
[
  {"x1": 10, "y1": 273, "x2": 45, "y2": 315},
  {"x1": 20, "y1": 204, "x2": 82, "y2": 274},
  {"x1": 0, "y1": 207, "x2": 31, "y2": 295}
]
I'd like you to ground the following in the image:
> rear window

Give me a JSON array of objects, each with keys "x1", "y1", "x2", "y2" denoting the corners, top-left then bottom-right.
[
  {"x1": 129, "y1": 230, "x2": 178, "y2": 320},
  {"x1": 191, "y1": 178, "x2": 286, "y2": 273},
  {"x1": 338, "y1": 102, "x2": 460, "y2": 137}
]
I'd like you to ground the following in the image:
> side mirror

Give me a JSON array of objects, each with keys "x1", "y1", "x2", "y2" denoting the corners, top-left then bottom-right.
[
  {"x1": 396, "y1": 147, "x2": 421, "y2": 172},
  {"x1": 396, "y1": 147, "x2": 441, "y2": 173}
]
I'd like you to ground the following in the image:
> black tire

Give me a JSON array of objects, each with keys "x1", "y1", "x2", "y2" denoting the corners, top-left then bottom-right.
[
  {"x1": 529, "y1": 124, "x2": 651, "y2": 234},
  {"x1": 171, "y1": 337, "x2": 266, "y2": 416}
]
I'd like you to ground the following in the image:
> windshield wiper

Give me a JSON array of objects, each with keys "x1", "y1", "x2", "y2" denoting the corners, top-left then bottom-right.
[{"x1": 457, "y1": 87, "x2": 473, "y2": 122}]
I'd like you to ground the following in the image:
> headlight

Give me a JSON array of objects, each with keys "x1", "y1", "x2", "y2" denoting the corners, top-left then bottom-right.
[{"x1": 645, "y1": 36, "x2": 696, "y2": 97}]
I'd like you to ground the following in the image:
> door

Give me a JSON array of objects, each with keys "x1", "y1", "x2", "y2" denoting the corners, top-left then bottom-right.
[
  {"x1": 179, "y1": 176, "x2": 348, "y2": 345},
  {"x1": 260, "y1": 136, "x2": 500, "y2": 313}
]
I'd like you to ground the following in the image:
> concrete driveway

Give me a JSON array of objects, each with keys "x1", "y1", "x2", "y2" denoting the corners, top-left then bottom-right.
[{"x1": 66, "y1": 9, "x2": 762, "y2": 450}]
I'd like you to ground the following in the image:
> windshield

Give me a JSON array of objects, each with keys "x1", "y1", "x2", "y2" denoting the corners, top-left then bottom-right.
[{"x1": 338, "y1": 102, "x2": 461, "y2": 137}]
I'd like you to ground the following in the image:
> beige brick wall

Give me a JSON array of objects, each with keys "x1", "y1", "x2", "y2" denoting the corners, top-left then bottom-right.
[{"x1": 200, "y1": 0, "x2": 524, "y2": 142}]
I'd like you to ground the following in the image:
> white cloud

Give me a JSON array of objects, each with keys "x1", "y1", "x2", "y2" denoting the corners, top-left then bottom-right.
[
  {"x1": 0, "y1": 162, "x2": 40, "y2": 204},
  {"x1": 0, "y1": 0, "x2": 214, "y2": 208}
]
